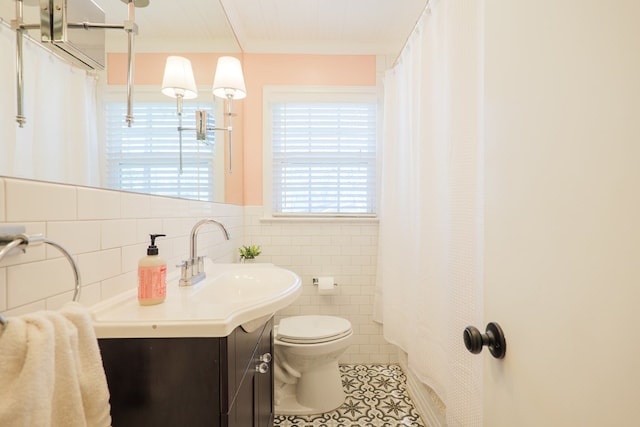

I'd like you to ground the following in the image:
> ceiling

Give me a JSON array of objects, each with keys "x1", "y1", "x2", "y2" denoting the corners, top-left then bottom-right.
[{"x1": 92, "y1": 0, "x2": 428, "y2": 58}]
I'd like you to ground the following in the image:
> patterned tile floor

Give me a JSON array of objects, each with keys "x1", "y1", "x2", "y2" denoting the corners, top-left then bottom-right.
[{"x1": 274, "y1": 364, "x2": 426, "y2": 427}]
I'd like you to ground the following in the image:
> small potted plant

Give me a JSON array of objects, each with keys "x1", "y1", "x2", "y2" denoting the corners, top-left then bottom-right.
[{"x1": 239, "y1": 244, "x2": 261, "y2": 262}]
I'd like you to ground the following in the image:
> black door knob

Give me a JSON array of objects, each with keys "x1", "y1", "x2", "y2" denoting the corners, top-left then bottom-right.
[{"x1": 463, "y1": 322, "x2": 506, "y2": 359}]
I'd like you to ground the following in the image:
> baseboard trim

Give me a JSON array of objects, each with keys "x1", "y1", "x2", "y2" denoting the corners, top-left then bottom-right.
[{"x1": 399, "y1": 353, "x2": 447, "y2": 427}]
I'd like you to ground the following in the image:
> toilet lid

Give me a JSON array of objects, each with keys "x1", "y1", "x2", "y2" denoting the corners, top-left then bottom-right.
[{"x1": 277, "y1": 315, "x2": 352, "y2": 344}]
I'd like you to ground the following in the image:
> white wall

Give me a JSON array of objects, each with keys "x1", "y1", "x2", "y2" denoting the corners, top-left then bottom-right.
[
  {"x1": 244, "y1": 207, "x2": 397, "y2": 363},
  {"x1": 0, "y1": 177, "x2": 242, "y2": 316},
  {"x1": 0, "y1": 179, "x2": 392, "y2": 364}
]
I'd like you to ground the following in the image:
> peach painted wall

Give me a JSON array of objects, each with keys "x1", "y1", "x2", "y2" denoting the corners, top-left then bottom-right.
[
  {"x1": 106, "y1": 53, "x2": 228, "y2": 86},
  {"x1": 106, "y1": 53, "x2": 376, "y2": 206},
  {"x1": 241, "y1": 54, "x2": 376, "y2": 206},
  {"x1": 107, "y1": 53, "x2": 245, "y2": 206}
]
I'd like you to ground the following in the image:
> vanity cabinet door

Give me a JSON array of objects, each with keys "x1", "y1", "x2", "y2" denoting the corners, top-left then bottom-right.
[
  {"x1": 255, "y1": 324, "x2": 274, "y2": 427},
  {"x1": 223, "y1": 319, "x2": 266, "y2": 412},
  {"x1": 99, "y1": 337, "x2": 222, "y2": 427},
  {"x1": 99, "y1": 319, "x2": 273, "y2": 427},
  {"x1": 227, "y1": 373, "x2": 255, "y2": 427},
  {"x1": 226, "y1": 318, "x2": 274, "y2": 427}
]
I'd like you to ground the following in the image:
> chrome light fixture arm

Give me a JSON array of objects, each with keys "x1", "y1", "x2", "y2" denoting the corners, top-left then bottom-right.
[
  {"x1": 162, "y1": 55, "x2": 245, "y2": 175},
  {"x1": 226, "y1": 96, "x2": 234, "y2": 174},
  {"x1": 11, "y1": 0, "x2": 140, "y2": 127},
  {"x1": 124, "y1": 0, "x2": 137, "y2": 127},
  {"x1": 175, "y1": 105, "x2": 234, "y2": 176},
  {"x1": 13, "y1": 0, "x2": 26, "y2": 127},
  {"x1": 174, "y1": 101, "x2": 228, "y2": 175},
  {"x1": 175, "y1": 94, "x2": 185, "y2": 174}
]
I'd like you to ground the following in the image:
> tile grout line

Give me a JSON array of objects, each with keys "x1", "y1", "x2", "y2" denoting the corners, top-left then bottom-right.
[{"x1": 275, "y1": 364, "x2": 428, "y2": 427}]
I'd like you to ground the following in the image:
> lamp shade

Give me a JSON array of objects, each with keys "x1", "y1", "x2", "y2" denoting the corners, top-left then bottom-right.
[
  {"x1": 212, "y1": 56, "x2": 246, "y2": 100},
  {"x1": 161, "y1": 56, "x2": 198, "y2": 99}
]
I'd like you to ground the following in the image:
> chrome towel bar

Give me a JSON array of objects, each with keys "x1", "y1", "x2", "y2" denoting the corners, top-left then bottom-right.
[{"x1": 0, "y1": 229, "x2": 81, "y2": 329}]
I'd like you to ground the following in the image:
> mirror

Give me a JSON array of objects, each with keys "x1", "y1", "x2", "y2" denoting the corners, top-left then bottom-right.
[
  {"x1": 0, "y1": 0, "x2": 240, "y2": 202},
  {"x1": 94, "y1": 0, "x2": 240, "y2": 53}
]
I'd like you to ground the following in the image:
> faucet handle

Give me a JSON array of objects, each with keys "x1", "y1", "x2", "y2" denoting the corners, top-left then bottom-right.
[
  {"x1": 177, "y1": 261, "x2": 193, "y2": 287},
  {"x1": 176, "y1": 261, "x2": 189, "y2": 279},
  {"x1": 196, "y1": 256, "x2": 206, "y2": 274}
]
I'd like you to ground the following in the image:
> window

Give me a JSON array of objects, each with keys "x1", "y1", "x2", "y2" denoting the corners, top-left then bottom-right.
[
  {"x1": 104, "y1": 95, "x2": 220, "y2": 201},
  {"x1": 266, "y1": 88, "x2": 378, "y2": 217}
]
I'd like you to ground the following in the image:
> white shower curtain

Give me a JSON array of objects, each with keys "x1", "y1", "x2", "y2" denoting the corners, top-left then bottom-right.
[
  {"x1": 376, "y1": 1, "x2": 484, "y2": 425},
  {"x1": 0, "y1": 23, "x2": 99, "y2": 187}
]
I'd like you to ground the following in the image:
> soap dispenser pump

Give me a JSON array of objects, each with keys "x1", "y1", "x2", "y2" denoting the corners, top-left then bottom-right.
[{"x1": 138, "y1": 233, "x2": 167, "y2": 306}]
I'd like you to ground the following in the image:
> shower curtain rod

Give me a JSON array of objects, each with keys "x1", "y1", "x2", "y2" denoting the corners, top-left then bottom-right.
[{"x1": 392, "y1": 0, "x2": 432, "y2": 68}]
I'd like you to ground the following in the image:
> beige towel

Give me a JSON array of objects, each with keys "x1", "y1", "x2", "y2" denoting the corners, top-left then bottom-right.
[{"x1": 0, "y1": 302, "x2": 111, "y2": 427}]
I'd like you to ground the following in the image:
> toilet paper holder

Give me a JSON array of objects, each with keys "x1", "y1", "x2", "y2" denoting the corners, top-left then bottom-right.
[{"x1": 312, "y1": 277, "x2": 338, "y2": 287}]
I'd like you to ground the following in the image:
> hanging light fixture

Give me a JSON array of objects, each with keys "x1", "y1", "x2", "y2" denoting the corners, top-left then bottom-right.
[{"x1": 162, "y1": 55, "x2": 246, "y2": 174}]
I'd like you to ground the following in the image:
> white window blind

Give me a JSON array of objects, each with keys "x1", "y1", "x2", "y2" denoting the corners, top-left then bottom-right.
[
  {"x1": 105, "y1": 102, "x2": 216, "y2": 201},
  {"x1": 272, "y1": 102, "x2": 377, "y2": 215}
]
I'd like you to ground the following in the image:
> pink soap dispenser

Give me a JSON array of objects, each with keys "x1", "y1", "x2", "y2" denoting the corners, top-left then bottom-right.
[{"x1": 138, "y1": 234, "x2": 167, "y2": 306}]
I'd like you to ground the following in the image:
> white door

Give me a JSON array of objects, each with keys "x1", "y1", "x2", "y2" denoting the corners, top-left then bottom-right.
[{"x1": 483, "y1": 1, "x2": 640, "y2": 425}]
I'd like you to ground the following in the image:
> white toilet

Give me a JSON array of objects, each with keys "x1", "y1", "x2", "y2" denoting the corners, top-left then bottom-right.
[{"x1": 274, "y1": 315, "x2": 353, "y2": 415}]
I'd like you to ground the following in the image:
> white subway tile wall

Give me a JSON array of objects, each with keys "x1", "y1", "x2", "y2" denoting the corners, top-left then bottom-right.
[
  {"x1": 243, "y1": 207, "x2": 397, "y2": 364},
  {"x1": 0, "y1": 177, "x2": 242, "y2": 316},
  {"x1": 0, "y1": 178, "x2": 395, "y2": 364}
]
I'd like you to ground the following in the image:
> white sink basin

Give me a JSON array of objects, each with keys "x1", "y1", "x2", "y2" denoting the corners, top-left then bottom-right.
[{"x1": 90, "y1": 261, "x2": 301, "y2": 338}]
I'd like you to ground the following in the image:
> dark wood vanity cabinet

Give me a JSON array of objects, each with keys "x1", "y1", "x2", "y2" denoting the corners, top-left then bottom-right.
[
  {"x1": 226, "y1": 319, "x2": 274, "y2": 427},
  {"x1": 98, "y1": 317, "x2": 274, "y2": 427}
]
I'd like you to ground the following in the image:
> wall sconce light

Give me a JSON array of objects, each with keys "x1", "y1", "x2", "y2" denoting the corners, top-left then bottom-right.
[
  {"x1": 161, "y1": 55, "x2": 246, "y2": 174},
  {"x1": 161, "y1": 56, "x2": 198, "y2": 173}
]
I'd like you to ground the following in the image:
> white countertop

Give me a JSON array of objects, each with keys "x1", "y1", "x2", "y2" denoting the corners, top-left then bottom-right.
[{"x1": 90, "y1": 261, "x2": 302, "y2": 338}]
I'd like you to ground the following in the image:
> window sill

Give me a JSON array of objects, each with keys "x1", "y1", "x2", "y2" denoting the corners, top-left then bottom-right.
[{"x1": 259, "y1": 215, "x2": 379, "y2": 224}]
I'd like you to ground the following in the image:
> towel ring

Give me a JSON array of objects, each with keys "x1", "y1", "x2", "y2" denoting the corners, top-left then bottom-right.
[{"x1": 0, "y1": 233, "x2": 81, "y2": 329}]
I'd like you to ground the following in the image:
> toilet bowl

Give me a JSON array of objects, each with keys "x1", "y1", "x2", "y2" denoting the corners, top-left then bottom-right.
[{"x1": 274, "y1": 315, "x2": 353, "y2": 415}]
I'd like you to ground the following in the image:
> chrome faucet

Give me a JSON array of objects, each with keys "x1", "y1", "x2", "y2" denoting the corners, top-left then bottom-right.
[{"x1": 179, "y1": 219, "x2": 230, "y2": 286}]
